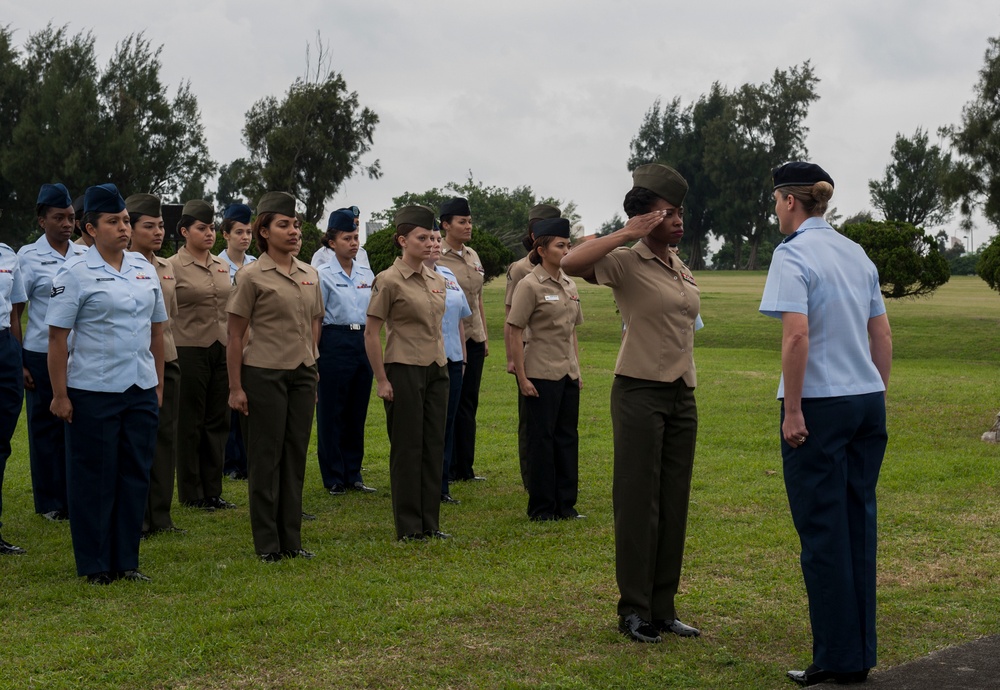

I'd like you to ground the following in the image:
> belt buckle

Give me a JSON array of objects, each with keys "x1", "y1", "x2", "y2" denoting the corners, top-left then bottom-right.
[{"x1": 349, "y1": 324, "x2": 362, "y2": 331}]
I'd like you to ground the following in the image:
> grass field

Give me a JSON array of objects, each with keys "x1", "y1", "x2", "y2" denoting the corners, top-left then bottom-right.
[{"x1": 1, "y1": 273, "x2": 998, "y2": 689}]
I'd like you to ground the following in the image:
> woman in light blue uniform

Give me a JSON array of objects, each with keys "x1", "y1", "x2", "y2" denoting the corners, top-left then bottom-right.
[
  {"x1": 759, "y1": 162, "x2": 892, "y2": 687},
  {"x1": 316, "y1": 208, "x2": 376, "y2": 495},
  {"x1": 424, "y1": 225, "x2": 471, "y2": 505},
  {"x1": 0, "y1": 227, "x2": 27, "y2": 556},
  {"x1": 15, "y1": 183, "x2": 86, "y2": 523},
  {"x1": 218, "y1": 203, "x2": 255, "y2": 480},
  {"x1": 46, "y1": 183, "x2": 167, "y2": 584}
]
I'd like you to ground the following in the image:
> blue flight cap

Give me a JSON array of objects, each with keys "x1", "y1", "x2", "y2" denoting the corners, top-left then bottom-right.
[
  {"x1": 327, "y1": 208, "x2": 355, "y2": 232},
  {"x1": 223, "y1": 203, "x2": 253, "y2": 224},
  {"x1": 84, "y1": 184, "x2": 127, "y2": 214},
  {"x1": 37, "y1": 183, "x2": 73, "y2": 209}
]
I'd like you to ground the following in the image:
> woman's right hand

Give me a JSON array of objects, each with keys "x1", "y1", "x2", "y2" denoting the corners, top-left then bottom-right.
[
  {"x1": 50, "y1": 395, "x2": 73, "y2": 423},
  {"x1": 517, "y1": 377, "x2": 538, "y2": 398},
  {"x1": 229, "y1": 388, "x2": 249, "y2": 415},
  {"x1": 376, "y1": 379, "x2": 394, "y2": 402},
  {"x1": 621, "y1": 209, "x2": 667, "y2": 240}
]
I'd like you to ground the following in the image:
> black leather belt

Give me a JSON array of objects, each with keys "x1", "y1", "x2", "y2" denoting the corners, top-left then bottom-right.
[{"x1": 324, "y1": 324, "x2": 365, "y2": 332}]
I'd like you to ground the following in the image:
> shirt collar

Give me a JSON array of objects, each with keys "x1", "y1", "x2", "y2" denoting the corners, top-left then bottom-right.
[{"x1": 530, "y1": 263, "x2": 570, "y2": 285}]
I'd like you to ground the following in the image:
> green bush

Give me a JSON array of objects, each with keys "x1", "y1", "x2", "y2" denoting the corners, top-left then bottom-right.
[
  {"x1": 977, "y1": 235, "x2": 1000, "y2": 292},
  {"x1": 841, "y1": 220, "x2": 950, "y2": 298}
]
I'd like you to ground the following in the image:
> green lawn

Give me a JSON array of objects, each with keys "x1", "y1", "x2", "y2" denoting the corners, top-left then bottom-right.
[{"x1": 1, "y1": 273, "x2": 997, "y2": 689}]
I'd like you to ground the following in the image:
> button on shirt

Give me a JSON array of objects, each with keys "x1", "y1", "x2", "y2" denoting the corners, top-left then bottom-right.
[
  {"x1": 218, "y1": 249, "x2": 256, "y2": 280},
  {"x1": 436, "y1": 264, "x2": 472, "y2": 363},
  {"x1": 45, "y1": 247, "x2": 167, "y2": 392},
  {"x1": 593, "y1": 241, "x2": 700, "y2": 386},
  {"x1": 167, "y1": 246, "x2": 231, "y2": 347},
  {"x1": 759, "y1": 217, "x2": 887, "y2": 400},
  {"x1": 506, "y1": 265, "x2": 583, "y2": 381},
  {"x1": 0, "y1": 243, "x2": 27, "y2": 331},
  {"x1": 317, "y1": 259, "x2": 375, "y2": 326},
  {"x1": 367, "y1": 258, "x2": 447, "y2": 367},
  {"x1": 16, "y1": 236, "x2": 86, "y2": 351},
  {"x1": 439, "y1": 244, "x2": 486, "y2": 343},
  {"x1": 226, "y1": 253, "x2": 324, "y2": 370}
]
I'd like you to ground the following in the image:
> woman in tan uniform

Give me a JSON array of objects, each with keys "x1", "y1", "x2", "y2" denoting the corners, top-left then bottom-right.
[
  {"x1": 125, "y1": 194, "x2": 183, "y2": 537},
  {"x1": 504, "y1": 203, "x2": 562, "y2": 489},
  {"x1": 364, "y1": 205, "x2": 449, "y2": 541},
  {"x1": 507, "y1": 217, "x2": 583, "y2": 521},
  {"x1": 168, "y1": 200, "x2": 234, "y2": 511},
  {"x1": 437, "y1": 197, "x2": 488, "y2": 482},
  {"x1": 227, "y1": 192, "x2": 323, "y2": 562},
  {"x1": 562, "y1": 163, "x2": 701, "y2": 644}
]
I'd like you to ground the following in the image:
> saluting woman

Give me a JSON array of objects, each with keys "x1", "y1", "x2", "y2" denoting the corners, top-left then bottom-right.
[
  {"x1": 437, "y1": 197, "x2": 488, "y2": 482},
  {"x1": 423, "y1": 225, "x2": 471, "y2": 505},
  {"x1": 227, "y1": 192, "x2": 323, "y2": 562},
  {"x1": 47, "y1": 183, "x2": 167, "y2": 583},
  {"x1": 218, "y1": 202, "x2": 255, "y2": 481},
  {"x1": 561, "y1": 164, "x2": 701, "y2": 643},
  {"x1": 760, "y1": 162, "x2": 891, "y2": 687},
  {"x1": 315, "y1": 207, "x2": 376, "y2": 496},
  {"x1": 126, "y1": 193, "x2": 184, "y2": 537},
  {"x1": 169, "y1": 201, "x2": 234, "y2": 511},
  {"x1": 364, "y1": 205, "x2": 449, "y2": 541},
  {"x1": 507, "y1": 218, "x2": 584, "y2": 522}
]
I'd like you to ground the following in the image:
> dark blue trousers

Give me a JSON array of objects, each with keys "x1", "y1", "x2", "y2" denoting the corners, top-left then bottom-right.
[
  {"x1": 451, "y1": 338, "x2": 484, "y2": 480},
  {"x1": 223, "y1": 410, "x2": 248, "y2": 477},
  {"x1": 524, "y1": 375, "x2": 580, "y2": 519},
  {"x1": 0, "y1": 330, "x2": 24, "y2": 531},
  {"x1": 316, "y1": 326, "x2": 373, "y2": 489},
  {"x1": 22, "y1": 348, "x2": 68, "y2": 515},
  {"x1": 66, "y1": 385, "x2": 158, "y2": 577},
  {"x1": 782, "y1": 392, "x2": 887, "y2": 673},
  {"x1": 442, "y1": 360, "x2": 463, "y2": 496}
]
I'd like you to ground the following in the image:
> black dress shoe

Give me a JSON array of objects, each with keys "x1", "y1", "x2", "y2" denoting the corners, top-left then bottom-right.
[
  {"x1": 471, "y1": 475, "x2": 486, "y2": 481},
  {"x1": 441, "y1": 494, "x2": 461, "y2": 505},
  {"x1": 301, "y1": 511, "x2": 317, "y2": 521},
  {"x1": 787, "y1": 664, "x2": 869, "y2": 686},
  {"x1": 259, "y1": 552, "x2": 283, "y2": 563},
  {"x1": 425, "y1": 529, "x2": 451, "y2": 539},
  {"x1": 208, "y1": 496, "x2": 237, "y2": 510},
  {"x1": 653, "y1": 618, "x2": 701, "y2": 638},
  {"x1": 349, "y1": 481, "x2": 377, "y2": 493},
  {"x1": 618, "y1": 614, "x2": 662, "y2": 643},
  {"x1": 282, "y1": 548, "x2": 315, "y2": 559},
  {"x1": 559, "y1": 511, "x2": 586, "y2": 520},
  {"x1": 398, "y1": 533, "x2": 426, "y2": 542},
  {"x1": 118, "y1": 569, "x2": 152, "y2": 582},
  {"x1": 328, "y1": 484, "x2": 346, "y2": 496},
  {"x1": 87, "y1": 571, "x2": 115, "y2": 585},
  {"x1": 0, "y1": 536, "x2": 26, "y2": 555},
  {"x1": 41, "y1": 509, "x2": 69, "y2": 521}
]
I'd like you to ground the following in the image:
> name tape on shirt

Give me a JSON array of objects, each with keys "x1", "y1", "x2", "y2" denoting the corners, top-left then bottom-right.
[{"x1": 545, "y1": 294, "x2": 560, "y2": 301}]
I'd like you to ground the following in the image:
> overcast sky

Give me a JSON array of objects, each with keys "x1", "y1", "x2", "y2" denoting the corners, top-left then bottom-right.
[{"x1": 6, "y1": 1, "x2": 1000, "y2": 250}]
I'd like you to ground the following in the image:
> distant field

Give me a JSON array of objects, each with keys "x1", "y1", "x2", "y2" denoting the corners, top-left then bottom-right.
[{"x1": 1, "y1": 273, "x2": 997, "y2": 689}]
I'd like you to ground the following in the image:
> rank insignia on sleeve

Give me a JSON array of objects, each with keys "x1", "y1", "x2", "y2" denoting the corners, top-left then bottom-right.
[{"x1": 50, "y1": 286, "x2": 65, "y2": 297}]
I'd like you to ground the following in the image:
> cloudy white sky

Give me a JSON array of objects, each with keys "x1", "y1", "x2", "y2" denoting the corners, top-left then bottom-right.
[{"x1": 6, "y1": 0, "x2": 1000, "y2": 249}]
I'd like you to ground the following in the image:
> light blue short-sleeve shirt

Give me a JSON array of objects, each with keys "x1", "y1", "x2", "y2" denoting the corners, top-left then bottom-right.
[
  {"x1": 17, "y1": 236, "x2": 87, "y2": 352},
  {"x1": 46, "y1": 247, "x2": 168, "y2": 392},
  {"x1": 218, "y1": 249, "x2": 256, "y2": 280},
  {"x1": 759, "y1": 217, "x2": 887, "y2": 400},
  {"x1": 0, "y1": 243, "x2": 27, "y2": 330},
  {"x1": 318, "y1": 259, "x2": 375, "y2": 326},
  {"x1": 436, "y1": 264, "x2": 472, "y2": 363}
]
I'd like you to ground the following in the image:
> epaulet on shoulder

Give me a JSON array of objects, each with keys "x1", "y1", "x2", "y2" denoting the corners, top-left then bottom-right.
[
  {"x1": 0, "y1": 242, "x2": 13, "y2": 252},
  {"x1": 781, "y1": 231, "x2": 801, "y2": 244}
]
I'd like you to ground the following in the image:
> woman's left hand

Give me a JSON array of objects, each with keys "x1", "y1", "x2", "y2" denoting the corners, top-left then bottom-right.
[{"x1": 782, "y1": 411, "x2": 809, "y2": 448}]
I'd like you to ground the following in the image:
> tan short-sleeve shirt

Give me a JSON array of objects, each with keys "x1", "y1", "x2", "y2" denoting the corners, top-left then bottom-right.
[
  {"x1": 439, "y1": 244, "x2": 486, "y2": 343},
  {"x1": 153, "y1": 255, "x2": 178, "y2": 362},
  {"x1": 226, "y1": 252, "x2": 324, "y2": 370},
  {"x1": 367, "y1": 258, "x2": 447, "y2": 367},
  {"x1": 593, "y1": 241, "x2": 699, "y2": 386},
  {"x1": 504, "y1": 256, "x2": 532, "y2": 307},
  {"x1": 507, "y1": 265, "x2": 583, "y2": 381},
  {"x1": 167, "y1": 246, "x2": 231, "y2": 347}
]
